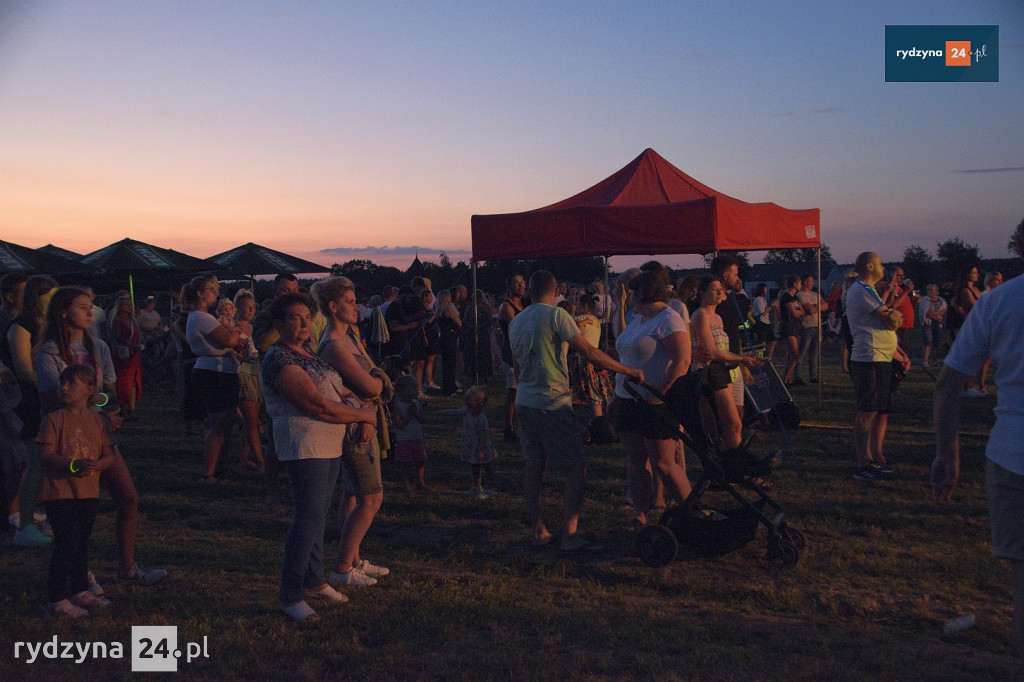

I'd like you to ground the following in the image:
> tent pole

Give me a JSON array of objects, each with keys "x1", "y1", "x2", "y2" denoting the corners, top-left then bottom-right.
[
  {"x1": 817, "y1": 248, "x2": 822, "y2": 410},
  {"x1": 602, "y1": 256, "x2": 610, "y2": 351},
  {"x1": 472, "y1": 260, "x2": 479, "y2": 385}
]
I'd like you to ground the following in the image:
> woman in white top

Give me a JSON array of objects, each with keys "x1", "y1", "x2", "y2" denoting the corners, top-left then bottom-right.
[
  {"x1": 609, "y1": 272, "x2": 692, "y2": 528},
  {"x1": 183, "y1": 276, "x2": 242, "y2": 483}
]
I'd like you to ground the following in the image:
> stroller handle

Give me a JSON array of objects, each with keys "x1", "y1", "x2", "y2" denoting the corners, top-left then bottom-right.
[{"x1": 621, "y1": 376, "x2": 669, "y2": 403}]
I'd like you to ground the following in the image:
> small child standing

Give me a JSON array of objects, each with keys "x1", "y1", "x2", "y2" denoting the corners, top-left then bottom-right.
[
  {"x1": 391, "y1": 374, "x2": 429, "y2": 493},
  {"x1": 455, "y1": 387, "x2": 496, "y2": 497},
  {"x1": 37, "y1": 365, "x2": 115, "y2": 618},
  {"x1": 436, "y1": 387, "x2": 497, "y2": 497}
]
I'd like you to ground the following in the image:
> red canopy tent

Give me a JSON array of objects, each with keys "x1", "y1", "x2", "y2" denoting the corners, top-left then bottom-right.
[{"x1": 471, "y1": 148, "x2": 819, "y2": 260}]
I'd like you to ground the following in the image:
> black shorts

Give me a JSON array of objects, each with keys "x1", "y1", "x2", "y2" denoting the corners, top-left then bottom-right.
[
  {"x1": 704, "y1": 362, "x2": 732, "y2": 392},
  {"x1": 609, "y1": 397, "x2": 681, "y2": 441},
  {"x1": 849, "y1": 361, "x2": 892, "y2": 414},
  {"x1": 192, "y1": 368, "x2": 240, "y2": 415},
  {"x1": 780, "y1": 319, "x2": 801, "y2": 339}
]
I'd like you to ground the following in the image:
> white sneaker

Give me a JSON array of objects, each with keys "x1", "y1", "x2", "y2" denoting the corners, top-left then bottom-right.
[
  {"x1": 8, "y1": 513, "x2": 19, "y2": 528},
  {"x1": 88, "y1": 571, "x2": 105, "y2": 596},
  {"x1": 356, "y1": 560, "x2": 390, "y2": 577},
  {"x1": 328, "y1": 568, "x2": 377, "y2": 587}
]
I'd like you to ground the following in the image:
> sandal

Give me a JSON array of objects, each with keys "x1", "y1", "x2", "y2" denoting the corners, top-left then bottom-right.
[
  {"x1": 48, "y1": 599, "x2": 89, "y2": 619},
  {"x1": 280, "y1": 601, "x2": 319, "y2": 622},
  {"x1": 71, "y1": 590, "x2": 111, "y2": 609}
]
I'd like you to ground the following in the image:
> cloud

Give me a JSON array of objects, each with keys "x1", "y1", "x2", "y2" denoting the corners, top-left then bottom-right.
[
  {"x1": 320, "y1": 246, "x2": 472, "y2": 258},
  {"x1": 952, "y1": 167, "x2": 1024, "y2": 174}
]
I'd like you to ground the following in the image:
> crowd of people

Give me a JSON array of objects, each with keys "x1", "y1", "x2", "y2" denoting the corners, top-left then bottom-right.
[{"x1": 1, "y1": 244, "x2": 1020, "y2": 647}]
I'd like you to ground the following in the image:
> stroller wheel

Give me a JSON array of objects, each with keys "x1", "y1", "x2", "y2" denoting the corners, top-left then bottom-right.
[
  {"x1": 767, "y1": 533, "x2": 799, "y2": 567},
  {"x1": 636, "y1": 524, "x2": 678, "y2": 567},
  {"x1": 655, "y1": 506, "x2": 685, "y2": 532},
  {"x1": 778, "y1": 523, "x2": 805, "y2": 551}
]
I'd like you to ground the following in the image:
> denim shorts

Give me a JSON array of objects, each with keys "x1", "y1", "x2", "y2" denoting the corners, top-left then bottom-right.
[
  {"x1": 340, "y1": 431, "x2": 383, "y2": 496},
  {"x1": 849, "y1": 361, "x2": 892, "y2": 414},
  {"x1": 923, "y1": 323, "x2": 944, "y2": 347},
  {"x1": 516, "y1": 405, "x2": 584, "y2": 467},
  {"x1": 986, "y1": 458, "x2": 1024, "y2": 561}
]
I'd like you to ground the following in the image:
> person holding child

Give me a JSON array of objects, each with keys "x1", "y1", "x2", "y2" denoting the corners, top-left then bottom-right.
[
  {"x1": 260, "y1": 292, "x2": 377, "y2": 622},
  {"x1": 37, "y1": 365, "x2": 115, "y2": 617},
  {"x1": 317, "y1": 277, "x2": 394, "y2": 589},
  {"x1": 391, "y1": 374, "x2": 429, "y2": 493},
  {"x1": 184, "y1": 276, "x2": 243, "y2": 483}
]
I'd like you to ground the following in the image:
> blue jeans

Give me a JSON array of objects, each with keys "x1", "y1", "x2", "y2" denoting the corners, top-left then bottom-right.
[
  {"x1": 796, "y1": 326, "x2": 820, "y2": 380},
  {"x1": 279, "y1": 457, "x2": 341, "y2": 604}
]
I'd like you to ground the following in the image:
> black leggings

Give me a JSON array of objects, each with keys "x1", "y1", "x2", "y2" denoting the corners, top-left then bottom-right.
[{"x1": 43, "y1": 498, "x2": 99, "y2": 602}]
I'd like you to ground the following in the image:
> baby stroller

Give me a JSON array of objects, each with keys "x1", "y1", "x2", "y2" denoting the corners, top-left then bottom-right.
[{"x1": 622, "y1": 374, "x2": 804, "y2": 568}]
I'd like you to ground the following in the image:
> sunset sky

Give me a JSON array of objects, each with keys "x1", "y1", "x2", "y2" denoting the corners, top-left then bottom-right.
[{"x1": 1, "y1": 1, "x2": 1021, "y2": 273}]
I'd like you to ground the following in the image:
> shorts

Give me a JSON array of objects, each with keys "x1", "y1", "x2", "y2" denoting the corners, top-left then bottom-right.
[
  {"x1": 923, "y1": 323, "x2": 944, "y2": 348},
  {"x1": 502, "y1": 361, "x2": 518, "y2": 390},
  {"x1": 702, "y1": 362, "x2": 732, "y2": 392},
  {"x1": 732, "y1": 367, "x2": 744, "y2": 408},
  {"x1": 609, "y1": 398, "x2": 680, "y2": 441},
  {"x1": 986, "y1": 458, "x2": 1024, "y2": 561},
  {"x1": 516, "y1": 405, "x2": 584, "y2": 467},
  {"x1": 340, "y1": 432, "x2": 383, "y2": 495},
  {"x1": 238, "y1": 371, "x2": 261, "y2": 403},
  {"x1": 849, "y1": 361, "x2": 892, "y2": 414},
  {"x1": 394, "y1": 439, "x2": 427, "y2": 464},
  {"x1": 780, "y1": 319, "x2": 801, "y2": 339},
  {"x1": 192, "y1": 368, "x2": 240, "y2": 415}
]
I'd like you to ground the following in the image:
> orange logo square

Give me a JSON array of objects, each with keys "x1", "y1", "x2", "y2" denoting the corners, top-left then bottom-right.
[{"x1": 946, "y1": 41, "x2": 971, "y2": 66}]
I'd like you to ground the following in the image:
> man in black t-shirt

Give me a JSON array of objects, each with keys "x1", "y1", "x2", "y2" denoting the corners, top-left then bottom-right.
[{"x1": 710, "y1": 255, "x2": 749, "y2": 409}]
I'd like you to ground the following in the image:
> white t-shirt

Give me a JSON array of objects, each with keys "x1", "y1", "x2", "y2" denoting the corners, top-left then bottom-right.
[
  {"x1": 508, "y1": 304, "x2": 580, "y2": 411},
  {"x1": 752, "y1": 296, "x2": 769, "y2": 324},
  {"x1": 846, "y1": 281, "x2": 897, "y2": 363},
  {"x1": 614, "y1": 306, "x2": 688, "y2": 402},
  {"x1": 918, "y1": 296, "x2": 947, "y2": 327},
  {"x1": 797, "y1": 290, "x2": 823, "y2": 328},
  {"x1": 137, "y1": 309, "x2": 162, "y2": 332},
  {"x1": 186, "y1": 311, "x2": 238, "y2": 373},
  {"x1": 667, "y1": 298, "x2": 691, "y2": 327},
  {"x1": 944, "y1": 274, "x2": 1024, "y2": 475}
]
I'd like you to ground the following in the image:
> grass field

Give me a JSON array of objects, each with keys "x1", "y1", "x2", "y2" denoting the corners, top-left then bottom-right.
[{"x1": 1, "y1": 341, "x2": 1020, "y2": 681}]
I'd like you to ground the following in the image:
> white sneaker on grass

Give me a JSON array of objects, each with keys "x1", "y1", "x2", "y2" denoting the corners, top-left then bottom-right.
[
  {"x1": 328, "y1": 568, "x2": 377, "y2": 587},
  {"x1": 88, "y1": 571, "x2": 105, "y2": 596},
  {"x1": 356, "y1": 560, "x2": 390, "y2": 577}
]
